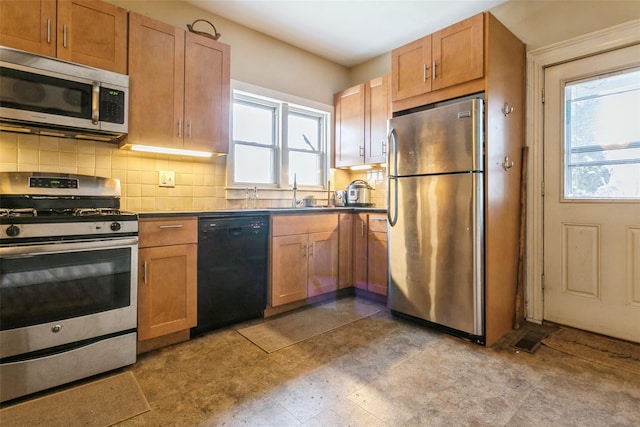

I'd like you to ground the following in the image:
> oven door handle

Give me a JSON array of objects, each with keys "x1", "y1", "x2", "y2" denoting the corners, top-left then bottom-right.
[{"x1": 0, "y1": 237, "x2": 138, "y2": 257}]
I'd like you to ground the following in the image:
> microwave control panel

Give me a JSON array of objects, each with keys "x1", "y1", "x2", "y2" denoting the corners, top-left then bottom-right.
[{"x1": 99, "y1": 87, "x2": 125, "y2": 124}]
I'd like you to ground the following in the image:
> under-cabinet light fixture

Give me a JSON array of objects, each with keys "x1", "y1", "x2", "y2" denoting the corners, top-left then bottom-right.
[
  {"x1": 350, "y1": 164, "x2": 373, "y2": 171},
  {"x1": 129, "y1": 144, "x2": 213, "y2": 158}
]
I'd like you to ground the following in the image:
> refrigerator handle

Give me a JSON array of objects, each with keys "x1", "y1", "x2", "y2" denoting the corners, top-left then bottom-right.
[{"x1": 387, "y1": 128, "x2": 399, "y2": 227}]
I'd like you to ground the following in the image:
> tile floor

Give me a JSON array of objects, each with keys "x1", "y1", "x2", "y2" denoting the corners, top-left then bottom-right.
[{"x1": 120, "y1": 297, "x2": 640, "y2": 426}]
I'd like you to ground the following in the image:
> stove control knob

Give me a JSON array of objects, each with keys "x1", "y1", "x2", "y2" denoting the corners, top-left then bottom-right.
[
  {"x1": 6, "y1": 225, "x2": 20, "y2": 237},
  {"x1": 110, "y1": 222, "x2": 122, "y2": 232}
]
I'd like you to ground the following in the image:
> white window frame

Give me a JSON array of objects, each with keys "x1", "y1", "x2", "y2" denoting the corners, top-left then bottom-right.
[{"x1": 229, "y1": 80, "x2": 333, "y2": 190}]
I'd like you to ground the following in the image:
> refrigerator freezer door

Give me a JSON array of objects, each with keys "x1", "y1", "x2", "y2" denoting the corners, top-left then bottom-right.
[
  {"x1": 388, "y1": 98, "x2": 483, "y2": 177},
  {"x1": 388, "y1": 172, "x2": 484, "y2": 336}
]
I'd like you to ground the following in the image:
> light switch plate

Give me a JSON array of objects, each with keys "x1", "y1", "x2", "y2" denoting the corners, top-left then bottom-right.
[{"x1": 159, "y1": 170, "x2": 175, "y2": 187}]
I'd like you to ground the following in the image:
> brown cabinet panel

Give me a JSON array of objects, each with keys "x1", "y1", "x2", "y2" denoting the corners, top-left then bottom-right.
[
  {"x1": 431, "y1": 13, "x2": 484, "y2": 91},
  {"x1": 138, "y1": 244, "x2": 197, "y2": 340},
  {"x1": 334, "y1": 83, "x2": 365, "y2": 168},
  {"x1": 184, "y1": 32, "x2": 230, "y2": 153},
  {"x1": 0, "y1": 0, "x2": 56, "y2": 57},
  {"x1": 391, "y1": 36, "x2": 431, "y2": 102},
  {"x1": 138, "y1": 217, "x2": 197, "y2": 248},
  {"x1": 271, "y1": 234, "x2": 309, "y2": 306},
  {"x1": 391, "y1": 13, "x2": 484, "y2": 110},
  {"x1": 353, "y1": 213, "x2": 368, "y2": 290},
  {"x1": 338, "y1": 213, "x2": 353, "y2": 289},
  {"x1": 365, "y1": 75, "x2": 391, "y2": 164},
  {"x1": 56, "y1": 0, "x2": 128, "y2": 74},
  {"x1": 272, "y1": 213, "x2": 339, "y2": 237},
  {"x1": 308, "y1": 231, "x2": 338, "y2": 297},
  {"x1": 128, "y1": 12, "x2": 185, "y2": 149},
  {"x1": 368, "y1": 227, "x2": 388, "y2": 296},
  {"x1": 0, "y1": 0, "x2": 126, "y2": 73}
]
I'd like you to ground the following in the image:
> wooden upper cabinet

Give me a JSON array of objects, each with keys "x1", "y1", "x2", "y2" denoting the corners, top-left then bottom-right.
[
  {"x1": 1, "y1": 0, "x2": 127, "y2": 73},
  {"x1": 391, "y1": 35, "x2": 431, "y2": 101},
  {"x1": 391, "y1": 13, "x2": 484, "y2": 105},
  {"x1": 127, "y1": 12, "x2": 230, "y2": 154},
  {"x1": 184, "y1": 32, "x2": 230, "y2": 153},
  {"x1": 56, "y1": 0, "x2": 128, "y2": 74},
  {"x1": 431, "y1": 13, "x2": 484, "y2": 91},
  {"x1": 365, "y1": 75, "x2": 391, "y2": 164},
  {"x1": 334, "y1": 83, "x2": 365, "y2": 168},
  {"x1": 0, "y1": 0, "x2": 56, "y2": 57},
  {"x1": 128, "y1": 12, "x2": 185, "y2": 149}
]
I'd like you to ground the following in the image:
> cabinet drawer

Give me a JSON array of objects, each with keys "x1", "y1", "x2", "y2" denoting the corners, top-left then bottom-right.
[
  {"x1": 272, "y1": 213, "x2": 339, "y2": 236},
  {"x1": 139, "y1": 217, "x2": 197, "y2": 248},
  {"x1": 368, "y1": 215, "x2": 388, "y2": 233}
]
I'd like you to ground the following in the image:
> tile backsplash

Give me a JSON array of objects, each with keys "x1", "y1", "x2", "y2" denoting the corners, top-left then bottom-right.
[
  {"x1": 0, "y1": 132, "x2": 227, "y2": 212},
  {"x1": 0, "y1": 131, "x2": 388, "y2": 212}
]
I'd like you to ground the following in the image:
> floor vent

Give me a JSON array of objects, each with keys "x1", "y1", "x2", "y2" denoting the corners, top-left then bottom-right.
[{"x1": 512, "y1": 331, "x2": 546, "y2": 354}]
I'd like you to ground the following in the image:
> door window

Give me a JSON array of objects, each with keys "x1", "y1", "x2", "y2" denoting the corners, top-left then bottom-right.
[{"x1": 563, "y1": 67, "x2": 640, "y2": 200}]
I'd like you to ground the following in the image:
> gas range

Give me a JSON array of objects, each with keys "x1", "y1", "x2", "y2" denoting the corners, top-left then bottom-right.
[{"x1": 0, "y1": 172, "x2": 138, "y2": 244}]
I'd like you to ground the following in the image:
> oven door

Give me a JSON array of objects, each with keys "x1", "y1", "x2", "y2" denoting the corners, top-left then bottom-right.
[{"x1": 0, "y1": 237, "x2": 138, "y2": 359}]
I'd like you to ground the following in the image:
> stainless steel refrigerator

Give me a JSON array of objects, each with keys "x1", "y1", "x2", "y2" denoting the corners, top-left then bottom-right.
[{"x1": 387, "y1": 98, "x2": 484, "y2": 343}]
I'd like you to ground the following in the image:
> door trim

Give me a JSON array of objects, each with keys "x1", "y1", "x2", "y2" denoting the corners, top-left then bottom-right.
[{"x1": 525, "y1": 19, "x2": 640, "y2": 323}]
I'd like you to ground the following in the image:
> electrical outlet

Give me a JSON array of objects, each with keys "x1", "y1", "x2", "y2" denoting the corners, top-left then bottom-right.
[{"x1": 159, "y1": 170, "x2": 175, "y2": 187}]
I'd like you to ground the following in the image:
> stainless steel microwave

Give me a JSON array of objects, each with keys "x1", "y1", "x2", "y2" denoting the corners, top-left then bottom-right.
[{"x1": 0, "y1": 47, "x2": 128, "y2": 143}]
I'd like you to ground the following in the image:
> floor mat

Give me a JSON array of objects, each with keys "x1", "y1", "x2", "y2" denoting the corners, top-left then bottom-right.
[
  {"x1": 542, "y1": 327, "x2": 640, "y2": 376},
  {"x1": 0, "y1": 371, "x2": 150, "y2": 426},
  {"x1": 238, "y1": 297, "x2": 382, "y2": 353},
  {"x1": 512, "y1": 329, "x2": 547, "y2": 353}
]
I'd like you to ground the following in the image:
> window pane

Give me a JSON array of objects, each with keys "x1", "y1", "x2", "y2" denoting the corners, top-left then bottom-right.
[
  {"x1": 233, "y1": 102, "x2": 275, "y2": 146},
  {"x1": 288, "y1": 112, "x2": 319, "y2": 151},
  {"x1": 289, "y1": 151, "x2": 321, "y2": 186},
  {"x1": 234, "y1": 144, "x2": 274, "y2": 184},
  {"x1": 564, "y1": 68, "x2": 640, "y2": 199}
]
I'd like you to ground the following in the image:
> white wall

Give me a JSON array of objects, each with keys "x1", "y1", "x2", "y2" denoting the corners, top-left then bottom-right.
[{"x1": 108, "y1": 0, "x2": 350, "y2": 105}]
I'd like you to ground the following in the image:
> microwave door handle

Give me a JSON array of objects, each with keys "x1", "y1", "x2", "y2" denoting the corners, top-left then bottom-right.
[{"x1": 91, "y1": 82, "x2": 100, "y2": 125}]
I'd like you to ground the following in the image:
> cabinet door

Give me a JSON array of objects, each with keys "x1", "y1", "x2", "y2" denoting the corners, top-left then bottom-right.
[
  {"x1": 184, "y1": 32, "x2": 230, "y2": 153},
  {"x1": 334, "y1": 83, "x2": 365, "y2": 168},
  {"x1": 338, "y1": 213, "x2": 353, "y2": 289},
  {"x1": 353, "y1": 214, "x2": 368, "y2": 290},
  {"x1": 271, "y1": 234, "x2": 308, "y2": 306},
  {"x1": 365, "y1": 75, "x2": 390, "y2": 164},
  {"x1": 308, "y1": 231, "x2": 338, "y2": 297},
  {"x1": 138, "y1": 244, "x2": 197, "y2": 340},
  {"x1": 56, "y1": 0, "x2": 128, "y2": 74},
  {"x1": 128, "y1": 13, "x2": 185, "y2": 149},
  {"x1": 432, "y1": 13, "x2": 484, "y2": 91},
  {"x1": 0, "y1": 0, "x2": 56, "y2": 57},
  {"x1": 391, "y1": 36, "x2": 431, "y2": 102},
  {"x1": 368, "y1": 216, "x2": 388, "y2": 296}
]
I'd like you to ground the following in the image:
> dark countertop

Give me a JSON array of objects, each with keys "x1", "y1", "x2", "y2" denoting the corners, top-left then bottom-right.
[{"x1": 138, "y1": 207, "x2": 387, "y2": 219}]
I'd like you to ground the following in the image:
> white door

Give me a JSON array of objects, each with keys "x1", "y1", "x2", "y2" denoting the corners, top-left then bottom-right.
[{"x1": 543, "y1": 44, "x2": 640, "y2": 343}]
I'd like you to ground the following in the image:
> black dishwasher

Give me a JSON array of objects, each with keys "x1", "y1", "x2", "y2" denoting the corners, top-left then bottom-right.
[{"x1": 191, "y1": 215, "x2": 269, "y2": 336}]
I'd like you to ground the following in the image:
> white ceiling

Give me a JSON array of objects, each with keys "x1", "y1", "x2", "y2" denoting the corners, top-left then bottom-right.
[{"x1": 184, "y1": 0, "x2": 508, "y2": 67}]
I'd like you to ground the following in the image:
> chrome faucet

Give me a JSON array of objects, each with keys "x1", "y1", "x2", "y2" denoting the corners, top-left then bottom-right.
[{"x1": 292, "y1": 173, "x2": 298, "y2": 208}]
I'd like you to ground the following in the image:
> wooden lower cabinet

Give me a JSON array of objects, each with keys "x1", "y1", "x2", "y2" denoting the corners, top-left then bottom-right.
[
  {"x1": 353, "y1": 213, "x2": 388, "y2": 296},
  {"x1": 338, "y1": 213, "x2": 353, "y2": 289},
  {"x1": 270, "y1": 214, "x2": 339, "y2": 307},
  {"x1": 137, "y1": 217, "x2": 197, "y2": 342}
]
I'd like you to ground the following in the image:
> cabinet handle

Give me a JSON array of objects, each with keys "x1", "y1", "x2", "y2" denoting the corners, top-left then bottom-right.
[
  {"x1": 382, "y1": 140, "x2": 387, "y2": 156},
  {"x1": 63, "y1": 24, "x2": 67, "y2": 48},
  {"x1": 178, "y1": 119, "x2": 182, "y2": 138},
  {"x1": 188, "y1": 120, "x2": 192, "y2": 139},
  {"x1": 303, "y1": 243, "x2": 308, "y2": 257},
  {"x1": 359, "y1": 145, "x2": 365, "y2": 158},
  {"x1": 361, "y1": 220, "x2": 366, "y2": 237},
  {"x1": 47, "y1": 19, "x2": 51, "y2": 44},
  {"x1": 423, "y1": 63, "x2": 429, "y2": 82},
  {"x1": 372, "y1": 218, "x2": 387, "y2": 221},
  {"x1": 143, "y1": 260, "x2": 148, "y2": 285},
  {"x1": 159, "y1": 224, "x2": 184, "y2": 229},
  {"x1": 310, "y1": 241, "x2": 315, "y2": 257},
  {"x1": 432, "y1": 60, "x2": 436, "y2": 80},
  {"x1": 91, "y1": 82, "x2": 100, "y2": 125}
]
